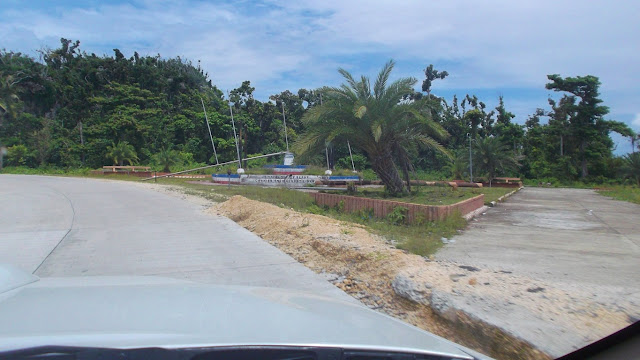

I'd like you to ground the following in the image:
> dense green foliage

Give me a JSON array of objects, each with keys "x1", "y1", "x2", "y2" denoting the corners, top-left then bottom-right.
[
  {"x1": 0, "y1": 39, "x2": 299, "y2": 171},
  {"x1": 1, "y1": 38, "x2": 638, "y2": 187},
  {"x1": 294, "y1": 60, "x2": 449, "y2": 194}
]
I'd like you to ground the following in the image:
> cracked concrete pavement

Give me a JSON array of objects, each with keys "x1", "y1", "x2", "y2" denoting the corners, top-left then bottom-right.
[{"x1": 436, "y1": 187, "x2": 640, "y2": 356}]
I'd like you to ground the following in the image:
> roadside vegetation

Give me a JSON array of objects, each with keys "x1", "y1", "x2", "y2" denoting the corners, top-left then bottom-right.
[
  {"x1": 2, "y1": 38, "x2": 638, "y2": 191},
  {"x1": 154, "y1": 179, "x2": 466, "y2": 256},
  {"x1": 597, "y1": 186, "x2": 640, "y2": 205},
  {"x1": 326, "y1": 185, "x2": 512, "y2": 206},
  {"x1": 2, "y1": 37, "x2": 640, "y2": 252}
]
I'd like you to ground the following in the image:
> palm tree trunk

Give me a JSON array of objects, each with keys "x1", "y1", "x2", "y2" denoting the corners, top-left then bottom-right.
[
  {"x1": 402, "y1": 162, "x2": 411, "y2": 192},
  {"x1": 371, "y1": 151, "x2": 405, "y2": 195}
]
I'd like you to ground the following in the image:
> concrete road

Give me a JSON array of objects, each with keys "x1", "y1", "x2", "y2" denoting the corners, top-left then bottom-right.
[
  {"x1": 438, "y1": 187, "x2": 640, "y2": 295},
  {"x1": 0, "y1": 175, "x2": 352, "y2": 301}
]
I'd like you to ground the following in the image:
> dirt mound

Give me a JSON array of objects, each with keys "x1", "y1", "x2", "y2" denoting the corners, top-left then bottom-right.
[{"x1": 210, "y1": 195, "x2": 629, "y2": 359}]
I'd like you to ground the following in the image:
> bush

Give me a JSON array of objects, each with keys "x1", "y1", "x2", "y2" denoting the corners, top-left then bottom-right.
[
  {"x1": 246, "y1": 153, "x2": 268, "y2": 168},
  {"x1": 387, "y1": 206, "x2": 408, "y2": 225},
  {"x1": 307, "y1": 204, "x2": 324, "y2": 214},
  {"x1": 361, "y1": 169, "x2": 378, "y2": 181},
  {"x1": 5, "y1": 145, "x2": 31, "y2": 166},
  {"x1": 336, "y1": 154, "x2": 369, "y2": 171},
  {"x1": 357, "y1": 208, "x2": 374, "y2": 221}
]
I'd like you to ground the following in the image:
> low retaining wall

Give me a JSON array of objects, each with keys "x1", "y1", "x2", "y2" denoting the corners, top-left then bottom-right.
[
  {"x1": 481, "y1": 182, "x2": 522, "y2": 188},
  {"x1": 310, "y1": 192, "x2": 484, "y2": 223}
]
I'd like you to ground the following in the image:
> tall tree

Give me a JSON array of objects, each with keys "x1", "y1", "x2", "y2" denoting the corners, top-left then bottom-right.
[
  {"x1": 294, "y1": 60, "x2": 449, "y2": 194},
  {"x1": 546, "y1": 95, "x2": 575, "y2": 157},
  {"x1": 545, "y1": 74, "x2": 631, "y2": 178},
  {"x1": 421, "y1": 64, "x2": 449, "y2": 97},
  {"x1": 492, "y1": 96, "x2": 524, "y2": 152}
]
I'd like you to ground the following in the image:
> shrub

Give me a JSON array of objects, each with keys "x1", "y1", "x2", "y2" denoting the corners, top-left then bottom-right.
[
  {"x1": 6, "y1": 144, "x2": 30, "y2": 166},
  {"x1": 246, "y1": 153, "x2": 268, "y2": 168},
  {"x1": 307, "y1": 204, "x2": 324, "y2": 214},
  {"x1": 336, "y1": 154, "x2": 369, "y2": 171},
  {"x1": 357, "y1": 208, "x2": 374, "y2": 222},
  {"x1": 361, "y1": 169, "x2": 378, "y2": 181},
  {"x1": 387, "y1": 206, "x2": 408, "y2": 225}
]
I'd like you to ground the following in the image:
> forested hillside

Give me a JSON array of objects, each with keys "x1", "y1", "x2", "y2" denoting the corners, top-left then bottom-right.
[{"x1": 1, "y1": 38, "x2": 638, "y2": 183}]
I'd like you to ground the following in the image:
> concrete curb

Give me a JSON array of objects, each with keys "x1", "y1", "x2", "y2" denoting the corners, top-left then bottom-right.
[
  {"x1": 463, "y1": 205, "x2": 489, "y2": 221},
  {"x1": 488, "y1": 186, "x2": 524, "y2": 207}
]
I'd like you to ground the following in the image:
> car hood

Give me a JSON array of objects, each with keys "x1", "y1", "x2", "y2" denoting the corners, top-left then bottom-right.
[{"x1": 0, "y1": 266, "x2": 487, "y2": 359}]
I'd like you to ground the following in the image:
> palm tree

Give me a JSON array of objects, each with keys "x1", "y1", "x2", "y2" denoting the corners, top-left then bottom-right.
[
  {"x1": 444, "y1": 150, "x2": 468, "y2": 180},
  {"x1": 0, "y1": 74, "x2": 20, "y2": 125},
  {"x1": 473, "y1": 137, "x2": 520, "y2": 187},
  {"x1": 105, "y1": 141, "x2": 138, "y2": 166},
  {"x1": 153, "y1": 148, "x2": 181, "y2": 173},
  {"x1": 294, "y1": 60, "x2": 449, "y2": 195},
  {"x1": 620, "y1": 153, "x2": 640, "y2": 186}
]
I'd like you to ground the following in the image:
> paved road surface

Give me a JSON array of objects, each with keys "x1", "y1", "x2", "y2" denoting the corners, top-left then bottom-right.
[
  {"x1": 438, "y1": 187, "x2": 640, "y2": 297},
  {"x1": 0, "y1": 175, "x2": 352, "y2": 301}
]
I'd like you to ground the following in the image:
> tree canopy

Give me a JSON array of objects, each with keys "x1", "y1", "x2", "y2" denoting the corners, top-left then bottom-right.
[
  {"x1": 293, "y1": 60, "x2": 449, "y2": 194},
  {"x1": 1, "y1": 38, "x2": 636, "y2": 186}
]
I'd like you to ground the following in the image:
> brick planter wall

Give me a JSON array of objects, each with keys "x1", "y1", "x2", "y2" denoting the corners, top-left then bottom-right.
[
  {"x1": 481, "y1": 182, "x2": 522, "y2": 188},
  {"x1": 310, "y1": 192, "x2": 484, "y2": 223}
]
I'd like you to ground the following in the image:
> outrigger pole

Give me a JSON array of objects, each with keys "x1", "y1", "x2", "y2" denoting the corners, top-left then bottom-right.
[
  {"x1": 281, "y1": 101, "x2": 289, "y2": 152},
  {"x1": 140, "y1": 152, "x2": 286, "y2": 181},
  {"x1": 200, "y1": 97, "x2": 219, "y2": 164}
]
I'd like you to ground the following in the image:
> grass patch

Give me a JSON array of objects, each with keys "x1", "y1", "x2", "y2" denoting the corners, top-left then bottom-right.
[
  {"x1": 169, "y1": 180, "x2": 465, "y2": 256},
  {"x1": 175, "y1": 181, "x2": 316, "y2": 209},
  {"x1": 467, "y1": 187, "x2": 514, "y2": 205},
  {"x1": 395, "y1": 213, "x2": 467, "y2": 256},
  {"x1": 318, "y1": 206, "x2": 465, "y2": 256},
  {"x1": 345, "y1": 186, "x2": 472, "y2": 205},
  {"x1": 597, "y1": 186, "x2": 640, "y2": 205},
  {"x1": 328, "y1": 185, "x2": 514, "y2": 206},
  {"x1": 1, "y1": 166, "x2": 94, "y2": 176}
]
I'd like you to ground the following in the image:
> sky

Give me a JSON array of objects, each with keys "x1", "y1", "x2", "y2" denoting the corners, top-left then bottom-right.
[{"x1": 2, "y1": 0, "x2": 639, "y2": 154}]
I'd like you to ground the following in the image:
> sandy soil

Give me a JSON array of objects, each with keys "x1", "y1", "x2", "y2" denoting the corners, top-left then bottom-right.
[{"x1": 208, "y1": 195, "x2": 563, "y2": 359}]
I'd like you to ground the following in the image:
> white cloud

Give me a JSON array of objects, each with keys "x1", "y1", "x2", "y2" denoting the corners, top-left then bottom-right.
[
  {"x1": 1, "y1": 0, "x2": 639, "y2": 123},
  {"x1": 632, "y1": 114, "x2": 640, "y2": 130}
]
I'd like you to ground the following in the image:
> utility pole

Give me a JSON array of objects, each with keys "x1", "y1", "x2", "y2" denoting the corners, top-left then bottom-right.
[
  {"x1": 227, "y1": 91, "x2": 242, "y2": 168},
  {"x1": 468, "y1": 133, "x2": 473, "y2": 183}
]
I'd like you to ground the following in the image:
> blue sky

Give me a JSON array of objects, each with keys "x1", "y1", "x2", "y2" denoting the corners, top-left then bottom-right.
[{"x1": 2, "y1": 0, "x2": 639, "y2": 154}]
